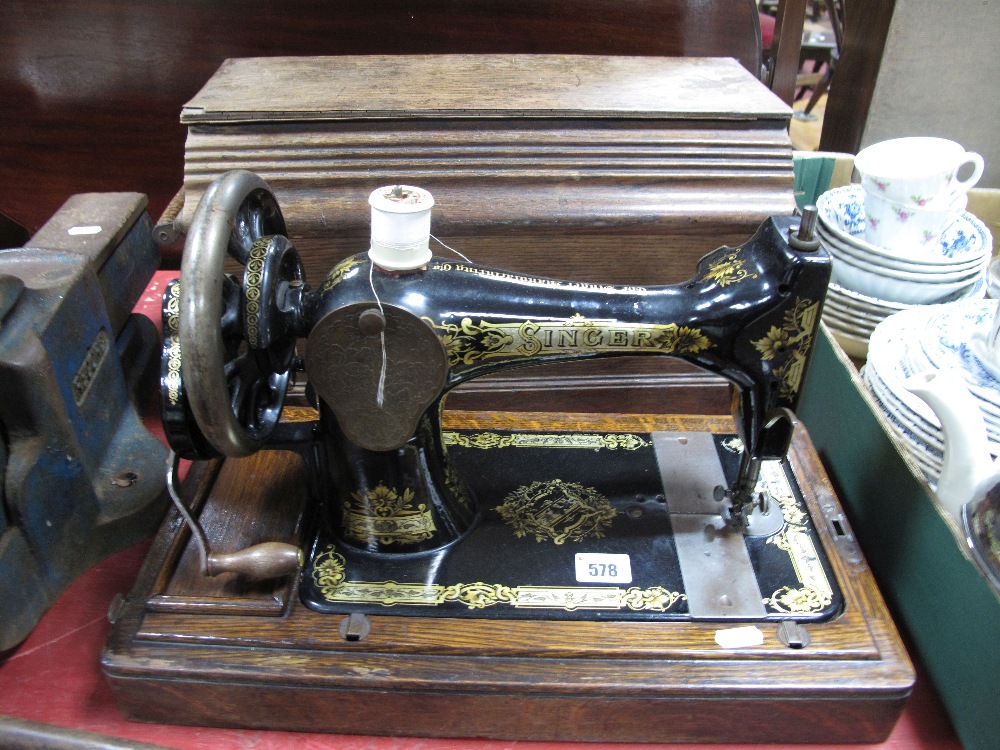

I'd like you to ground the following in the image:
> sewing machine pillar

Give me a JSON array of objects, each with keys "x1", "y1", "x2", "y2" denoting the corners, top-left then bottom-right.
[{"x1": 321, "y1": 405, "x2": 475, "y2": 553}]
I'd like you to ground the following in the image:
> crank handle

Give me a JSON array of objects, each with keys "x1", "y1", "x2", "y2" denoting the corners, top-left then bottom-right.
[{"x1": 206, "y1": 542, "x2": 303, "y2": 579}]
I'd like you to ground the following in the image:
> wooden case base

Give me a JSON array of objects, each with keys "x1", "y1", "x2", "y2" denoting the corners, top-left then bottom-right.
[{"x1": 102, "y1": 412, "x2": 914, "y2": 744}]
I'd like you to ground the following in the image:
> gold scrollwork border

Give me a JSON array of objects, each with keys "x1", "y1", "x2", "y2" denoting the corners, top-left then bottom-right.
[
  {"x1": 244, "y1": 237, "x2": 270, "y2": 348},
  {"x1": 311, "y1": 547, "x2": 684, "y2": 612},
  {"x1": 760, "y1": 460, "x2": 833, "y2": 614},
  {"x1": 163, "y1": 281, "x2": 182, "y2": 407},
  {"x1": 442, "y1": 431, "x2": 650, "y2": 451}
]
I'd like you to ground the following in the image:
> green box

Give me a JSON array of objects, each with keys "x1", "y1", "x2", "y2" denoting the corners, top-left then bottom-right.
[{"x1": 800, "y1": 326, "x2": 1000, "y2": 750}]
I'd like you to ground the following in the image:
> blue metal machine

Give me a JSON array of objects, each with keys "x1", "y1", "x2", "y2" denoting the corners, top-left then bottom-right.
[{"x1": 0, "y1": 193, "x2": 167, "y2": 651}]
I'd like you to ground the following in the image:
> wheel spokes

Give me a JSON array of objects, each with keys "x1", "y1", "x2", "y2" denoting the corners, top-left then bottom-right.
[
  {"x1": 225, "y1": 351, "x2": 289, "y2": 439},
  {"x1": 221, "y1": 274, "x2": 243, "y2": 339},
  {"x1": 177, "y1": 171, "x2": 296, "y2": 457}
]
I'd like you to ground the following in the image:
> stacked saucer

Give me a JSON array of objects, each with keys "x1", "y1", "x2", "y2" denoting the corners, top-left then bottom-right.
[
  {"x1": 824, "y1": 277, "x2": 986, "y2": 359},
  {"x1": 863, "y1": 299, "x2": 1000, "y2": 486},
  {"x1": 816, "y1": 185, "x2": 991, "y2": 357}
]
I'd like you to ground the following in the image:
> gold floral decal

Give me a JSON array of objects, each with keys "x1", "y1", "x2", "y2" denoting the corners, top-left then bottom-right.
[
  {"x1": 720, "y1": 436, "x2": 744, "y2": 454},
  {"x1": 320, "y1": 256, "x2": 364, "y2": 292},
  {"x1": 342, "y1": 482, "x2": 436, "y2": 546},
  {"x1": 751, "y1": 297, "x2": 821, "y2": 401},
  {"x1": 703, "y1": 249, "x2": 759, "y2": 287},
  {"x1": 443, "y1": 461, "x2": 474, "y2": 512},
  {"x1": 311, "y1": 547, "x2": 683, "y2": 612},
  {"x1": 621, "y1": 587, "x2": 685, "y2": 611},
  {"x1": 279, "y1": 405, "x2": 320, "y2": 423},
  {"x1": 430, "y1": 318, "x2": 514, "y2": 365},
  {"x1": 424, "y1": 317, "x2": 713, "y2": 367},
  {"x1": 312, "y1": 545, "x2": 348, "y2": 591},
  {"x1": 759, "y1": 461, "x2": 831, "y2": 614},
  {"x1": 497, "y1": 479, "x2": 618, "y2": 545},
  {"x1": 442, "y1": 431, "x2": 650, "y2": 451},
  {"x1": 765, "y1": 585, "x2": 828, "y2": 614}
]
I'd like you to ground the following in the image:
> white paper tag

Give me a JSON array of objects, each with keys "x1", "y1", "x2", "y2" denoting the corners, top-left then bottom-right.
[
  {"x1": 68, "y1": 225, "x2": 102, "y2": 236},
  {"x1": 714, "y1": 625, "x2": 764, "y2": 649},
  {"x1": 574, "y1": 553, "x2": 632, "y2": 584}
]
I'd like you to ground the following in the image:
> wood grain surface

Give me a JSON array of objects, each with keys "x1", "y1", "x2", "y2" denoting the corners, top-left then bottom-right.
[
  {"x1": 819, "y1": 0, "x2": 897, "y2": 153},
  {"x1": 102, "y1": 413, "x2": 913, "y2": 744},
  {"x1": 174, "y1": 54, "x2": 794, "y2": 302},
  {"x1": 182, "y1": 56, "x2": 787, "y2": 121}
]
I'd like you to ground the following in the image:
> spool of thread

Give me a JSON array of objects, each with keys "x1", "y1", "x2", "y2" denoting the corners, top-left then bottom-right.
[{"x1": 368, "y1": 185, "x2": 434, "y2": 271}]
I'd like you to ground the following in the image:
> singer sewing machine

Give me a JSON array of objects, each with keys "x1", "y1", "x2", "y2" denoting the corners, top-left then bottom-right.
[{"x1": 103, "y1": 171, "x2": 913, "y2": 743}]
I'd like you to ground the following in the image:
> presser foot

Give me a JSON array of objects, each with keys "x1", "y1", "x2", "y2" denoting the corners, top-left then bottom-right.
[{"x1": 714, "y1": 485, "x2": 775, "y2": 534}]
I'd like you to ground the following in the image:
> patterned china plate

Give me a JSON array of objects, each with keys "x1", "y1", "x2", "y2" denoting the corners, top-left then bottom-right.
[
  {"x1": 818, "y1": 223, "x2": 984, "y2": 275},
  {"x1": 915, "y1": 301, "x2": 1000, "y2": 412},
  {"x1": 825, "y1": 277, "x2": 985, "y2": 320},
  {"x1": 817, "y1": 185, "x2": 992, "y2": 265},
  {"x1": 823, "y1": 298, "x2": 885, "y2": 327},
  {"x1": 822, "y1": 306, "x2": 878, "y2": 337},
  {"x1": 862, "y1": 367, "x2": 943, "y2": 483},
  {"x1": 865, "y1": 302, "x2": 1000, "y2": 478},
  {"x1": 826, "y1": 281, "x2": 912, "y2": 316},
  {"x1": 868, "y1": 301, "x2": 1000, "y2": 432},
  {"x1": 864, "y1": 361, "x2": 945, "y2": 453}
]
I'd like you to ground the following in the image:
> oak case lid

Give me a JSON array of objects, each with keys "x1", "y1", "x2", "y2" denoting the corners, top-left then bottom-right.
[{"x1": 181, "y1": 55, "x2": 792, "y2": 124}]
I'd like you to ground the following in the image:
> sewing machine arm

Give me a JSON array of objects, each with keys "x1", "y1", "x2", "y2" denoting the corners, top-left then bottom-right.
[{"x1": 166, "y1": 171, "x2": 830, "y2": 536}]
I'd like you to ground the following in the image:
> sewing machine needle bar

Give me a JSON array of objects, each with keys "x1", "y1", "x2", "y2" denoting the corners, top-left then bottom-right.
[{"x1": 653, "y1": 432, "x2": 767, "y2": 619}]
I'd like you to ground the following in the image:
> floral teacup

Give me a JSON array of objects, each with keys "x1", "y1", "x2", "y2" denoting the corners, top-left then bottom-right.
[
  {"x1": 855, "y1": 136, "x2": 984, "y2": 208},
  {"x1": 864, "y1": 189, "x2": 966, "y2": 252}
]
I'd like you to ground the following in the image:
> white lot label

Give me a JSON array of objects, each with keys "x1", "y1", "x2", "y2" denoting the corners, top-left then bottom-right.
[
  {"x1": 714, "y1": 625, "x2": 765, "y2": 649},
  {"x1": 68, "y1": 225, "x2": 102, "y2": 235},
  {"x1": 574, "y1": 553, "x2": 632, "y2": 584}
]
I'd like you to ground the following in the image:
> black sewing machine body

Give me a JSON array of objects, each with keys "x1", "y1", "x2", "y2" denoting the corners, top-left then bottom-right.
[{"x1": 160, "y1": 170, "x2": 840, "y2": 624}]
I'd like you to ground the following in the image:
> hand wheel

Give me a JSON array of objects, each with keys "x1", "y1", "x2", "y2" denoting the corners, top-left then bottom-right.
[{"x1": 178, "y1": 170, "x2": 305, "y2": 457}]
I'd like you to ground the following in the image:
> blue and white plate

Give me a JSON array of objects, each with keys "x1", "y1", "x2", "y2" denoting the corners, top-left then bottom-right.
[
  {"x1": 865, "y1": 362, "x2": 945, "y2": 453},
  {"x1": 915, "y1": 301, "x2": 1000, "y2": 413},
  {"x1": 866, "y1": 301, "x2": 1000, "y2": 467},
  {"x1": 818, "y1": 222, "x2": 984, "y2": 275}
]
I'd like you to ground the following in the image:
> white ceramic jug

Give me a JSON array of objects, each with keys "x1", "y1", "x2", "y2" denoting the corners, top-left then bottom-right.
[
  {"x1": 905, "y1": 369, "x2": 1000, "y2": 592},
  {"x1": 903, "y1": 369, "x2": 1000, "y2": 523}
]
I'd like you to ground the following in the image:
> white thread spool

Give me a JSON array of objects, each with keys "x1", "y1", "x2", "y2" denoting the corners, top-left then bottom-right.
[{"x1": 368, "y1": 185, "x2": 434, "y2": 271}]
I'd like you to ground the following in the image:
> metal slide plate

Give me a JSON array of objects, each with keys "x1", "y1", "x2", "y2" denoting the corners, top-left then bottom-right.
[{"x1": 653, "y1": 431, "x2": 766, "y2": 618}]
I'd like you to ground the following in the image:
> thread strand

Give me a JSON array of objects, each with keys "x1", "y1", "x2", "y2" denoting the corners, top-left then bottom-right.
[
  {"x1": 430, "y1": 234, "x2": 473, "y2": 263},
  {"x1": 368, "y1": 262, "x2": 388, "y2": 408}
]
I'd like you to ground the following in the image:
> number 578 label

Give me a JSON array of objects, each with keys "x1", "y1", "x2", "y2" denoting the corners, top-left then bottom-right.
[{"x1": 574, "y1": 553, "x2": 632, "y2": 584}]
